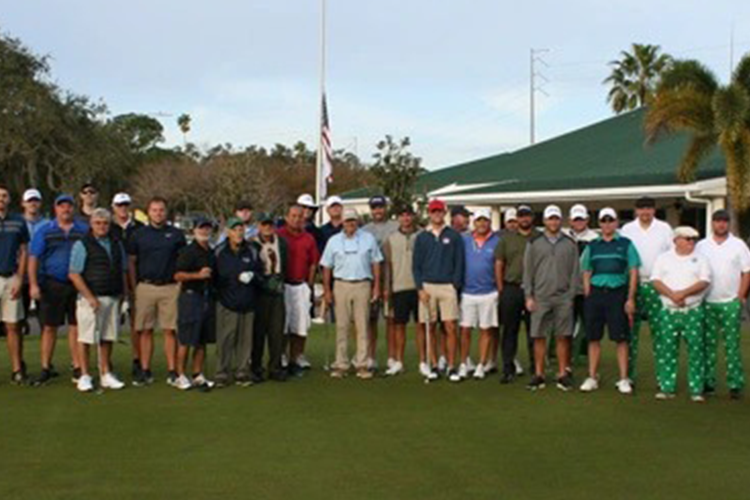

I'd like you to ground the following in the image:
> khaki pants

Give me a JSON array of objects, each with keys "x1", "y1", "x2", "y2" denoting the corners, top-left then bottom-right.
[
  {"x1": 215, "y1": 302, "x2": 254, "y2": 382},
  {"x1": 333, "y1": 281, "x2": 371, "y2": 370}
]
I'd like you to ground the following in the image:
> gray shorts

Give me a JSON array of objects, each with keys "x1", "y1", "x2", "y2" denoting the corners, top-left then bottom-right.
[{"x1": 530, "y1": 298, "x2": 574, "y2": 339}]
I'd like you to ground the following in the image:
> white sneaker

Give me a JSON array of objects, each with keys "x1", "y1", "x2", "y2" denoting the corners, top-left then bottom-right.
[
  {"x1": 193, "y1": 373, "x2": 215, "y2": 389},
  {"x1": 484, "y1": 360, "x2": 497, "y2": 373},
  {"x1": 448, "y1": 369, "x2": 461, "y2": 383},
  {"x1": 514, "y1": 359, "x2": 525, "y2": 376},
  {"x1": 465, "y1": 357, "x2": 476, "y2": 373},
  {"x1": 580, "y1": 377, "x2": 599, "y2": 392},
  {"x1": 174, "y1": 374, "x2": 192, "y2": 391},
  {"x1": 385, "y1": 361, "x2": 404, "y2": 376},
  {"x1": 281, "y1": 354, "x2": 289, "y2": 368},
  {"x1": 77, "y1": 374, "x2": 94, "y2": 392},
  {"x1": 100, "y1": 372, "x2": 125, "y2": 390},
  {"x1": 419, "y1": 362, "x2": 438, "y2": 380},
  {"x1": 691, "y1": 394, "x2": 706, "y2": 403},
  {"x1": 387, "y1": 358, "x2": 396, "y2": 370},
  {"x1": 437, "y1": 356, "x2": 447, "y2": 373},
  {"x1": 458, "y1": 363, "x2": 469, "y2": 380},
  {"x1": 473, "y1": 364, "x2": 486, "y2": 380},
  {"x1": 616, "y1": 378, "x2": 633, "y2": 395},
  {"x1": 296, "y1": 355, "x2": 311, "y2": 369},
  {"x1": 366, "y1": 358, "x2": 378, "y2": 372}
]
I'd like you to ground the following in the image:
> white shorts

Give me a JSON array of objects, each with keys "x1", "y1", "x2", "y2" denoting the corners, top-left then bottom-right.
[
  {"x1": 284, "y1": 283, "x2": 312, "y2": 337},
  {"x1": 0, "y1": 276, "x2": 23, "y2": 323},
  {"x1": 460, "y1": 292, "x2": 499, "y2": 329},
  {"x1": 76, "y1": 296, "x2": 121, "y2": 345}
]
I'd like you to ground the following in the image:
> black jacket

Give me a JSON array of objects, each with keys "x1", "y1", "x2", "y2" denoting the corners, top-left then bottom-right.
[{"x1": 214, "y1": 241, "x2": 264, "y2": 313}]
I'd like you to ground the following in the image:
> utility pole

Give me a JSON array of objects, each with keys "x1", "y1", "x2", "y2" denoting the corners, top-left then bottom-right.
[{"x1": 530, "y1": 48, "x2": 549, "y2": 145}]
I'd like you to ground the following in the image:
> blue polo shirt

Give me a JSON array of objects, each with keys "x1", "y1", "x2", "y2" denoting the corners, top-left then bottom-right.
[
  {"x1": 462, "y1": 232, "x2": 500, "y2": 295},
  {"x1": 320, "y1": 229, "x2": 383, "y2": 281},
  {"x1": 0, "y1": 213, "x2": 30, "y2": 276},
  {"x1": 30, "y1": 219, "x2": 89, "y2": 283},
  {"x1": 25, "y1": 216, "x2": 48, "y2": 242},
  {"x1": 129, "y1": 224, "x2": 187, "y2": 283}
]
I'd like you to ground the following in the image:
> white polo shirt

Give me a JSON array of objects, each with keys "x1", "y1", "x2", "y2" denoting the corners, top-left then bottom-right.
[
  {"x1": 651, "y1": 250, "x2": 711, "y2": 309},
  {"x1": 621, "y1": 218, "x2": 673, "y2": 281},
  {"x1": 696, "y1": 235, "x2": 750, "y2": 303}
]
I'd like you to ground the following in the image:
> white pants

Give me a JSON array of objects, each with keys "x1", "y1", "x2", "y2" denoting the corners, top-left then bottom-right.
[
  {"x1": 460, "y1": 292, "x2": 499, "y2": 329},
  {"x1": 77, "y1": 296, "x2": 121, "y2": 344},
  {"x1": 0, "y1": 276, "x2": 23, "y2": 323},
  {"x1": 284, "y1": 283, "x2": 311, "y2": 337}
]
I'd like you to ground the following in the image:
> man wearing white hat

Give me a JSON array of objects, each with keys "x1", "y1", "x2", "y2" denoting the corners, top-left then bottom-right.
[
  {"x1": 651, "y1": 226, "x2": 711, "y2": 402},
  {"x1": 20, "y1": 189, "x2": 48, "y2": 339},
  {"x1": 523, "y1": 205, "x2": 580, "y2": 391},
  {"x1": 502, "y1": 208, "x2": 518, "y2": 235},
  {"x1": 320, "y1": 195, "x2": 344, "y2": 249},
  {"x1": 297, "y1": 193, "x2": 324, "y2": 254}
]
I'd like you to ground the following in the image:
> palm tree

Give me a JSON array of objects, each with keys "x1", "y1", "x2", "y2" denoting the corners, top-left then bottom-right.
[
  {"x1": 177, "y1": 113, "x2": 191, "y2": 146},
  {"x1": 645, "y1": 55, "x2": 750, "y2": 215},
  {"x1": 604, "y1": 43, "x2": 673, "y2": 114}
]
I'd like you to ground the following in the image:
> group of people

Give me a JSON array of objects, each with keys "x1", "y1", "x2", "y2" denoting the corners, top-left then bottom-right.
[{"x1": 0, "y1": 183, "x2": 746, "y2": 402}]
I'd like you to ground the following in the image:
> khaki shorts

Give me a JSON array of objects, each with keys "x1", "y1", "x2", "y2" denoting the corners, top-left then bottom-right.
[
  {"x1": 418, "y1": 283, "x2": 459, "y2": 323},
  {"x1": 134, "y1": 283, "x2": 179, "y2": 331},
  {"x1": 0, "y1": 276, "x2": 23, "y2": 323},
  {"x1": 77, "y1": 296, "x2": 120, "y2": 344}
]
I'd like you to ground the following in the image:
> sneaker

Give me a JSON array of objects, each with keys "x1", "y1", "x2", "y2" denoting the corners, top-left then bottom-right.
[
  {"x1": 419, "y1": 362, "x2": 438, "y2": 380},
  {"x1": 655, "y1": 391, "x2": 675, "y2": 400},
  {"x1": 448, "y1": 368, "x2": 461, "y2": 383},
  {"x1": 71, "y1": 367, "x2": 82, "y2": 384},
  {"x1": 500, "y1": 372, "x2": 515, "y2": 384},
  {"x1": 296, "y1": 355, "x2": 312, "y2": 370},
  {"x1": 235, "y1": 375, "x2": 253, "y2": 387},
  {"x1": 356, "y1": 369, "x2": 373, "y2": 380},
  {"x1": 33, "y1": 368, "x2": 53, "y2": 386},
  {"x1": 730, "y1": 389, "x2": 742, "y2": 400},
  {"x1": 48, "y1": 364, "x2": 60, "y2": 378},
  {"x1": 366, "y1": 358, "x2": 378, "y2": 372},
  {"x1": 76, "y1": 374, "x2": 94, "y2": 392},
  {"x1": 101, "y1": 372, "x2": 125, "y2": 390},
  {"x1": 691, "y1": 394, "x2": 706, "y2": 403},
  {"x1": 174, "y1": 374, "x2": 192, "y2": 391},
  {"x1": 192, "y1": 373, "x2": 215, "y2": 389},
  {"x1": 438, "y1": 356, "x2": 448, "y2": 373},
  {"x1": 465, "y1": 357, "x2": 476, "y2": 373},
  {"x1": 473, "y1": 364, "x2": 486, "y2": 380},
  {"x1": 287, "y1": 363, "x2": 304, "y2": 378},
  {"x1": 131, "y1": 359, "x2": 142, "y2": 379},
  {"x1": 250, "y1": 372, "x2": 266, "y2": 385},
  {"x1": 703, "y1": 385, "x2": 716, "y2": 397},
  {"x1": 514, "y1": 359, "x2": 525, "y2": 376},
  {"x1": 11, "y1": 370, "x2": 28, "y2": 386},
  {"x1": 166, "y1": 371, "x2": 178, "y2": 387},
  {"x1": 527, "y1": 375, "x2": 546, "y2": 391},
  {"x1": 457, "y1": 363, "x2": 468, "y2": 380},
  {"x1": 330, "y1": 369, "x2": 347, "y2": 379},
  {"x1": 387, "y1": 358, "x2": 396, "y2": 370},
  {"x1": 484, "y1": 360, "x2": 498, "y2": 374},
  {"x1": 385, "y1": 361, "x2": 404, "y2": 376},
  {"x1": 281, "y1": 354, "x2": 289, "y2": 368},
  {"x1": 214, "y1": 377, "x2": 230, "y2": 389},
  {"x1": 134, "y1": 369, "x2": 155, "y2": 386},
  {"x1": 580, "y1": 377, "x2": 599, "y2": 392},
  {"x1": 615, "y1": 378, "x2": 633, "y2": 395},
  {"x1": 556, "y1": 374, "x2": 574, "y2": 392},
  {"x1": 270, "y1": 371, "x2": 288, "y2": 382}
]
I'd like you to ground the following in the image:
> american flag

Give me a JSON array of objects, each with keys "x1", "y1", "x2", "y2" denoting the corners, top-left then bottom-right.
[{"x1": 319, "y1": 93, "x2": 333, "y2": 200}]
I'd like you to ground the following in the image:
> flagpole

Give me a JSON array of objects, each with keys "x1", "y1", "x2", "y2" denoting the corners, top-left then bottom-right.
[{"x1": 315, "y1": 0, "x2": 326, "y2": 225}]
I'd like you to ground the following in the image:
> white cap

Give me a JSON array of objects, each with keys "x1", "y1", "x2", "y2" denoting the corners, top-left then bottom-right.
[
  {"x1": 673, "y1": 226, "x2": 699, "y2": 239},
  {"x1": 297, "y1": 194, "x2": 317, "y2": 208},
  {"x1": 473, "y1": 207, "x2": 492, "y2": 221},
  {"x1": 543, "y1": 205, "x2": 562, "y2": 219},
  {"x1": 504, "y1": 208, "x2": 518, "y2": 223},
  {"x1": 598, "y1": 207, "x2": 618, "y2": 221},
  {"x1": 326, "y1": 195, "x2": 343, "y2": 208},
  {"x1": 22, "y1": 189, "x2": 42, "y2": 202},
  {"x1": 569, "y1": 204, "x2": 588, "y2": 220},
  {"x1": 112, "y1": 192, "x2": 132, "y2": 205},
  {"x1": 343, "y1": 208, "x2": 359, "y2": 221}
]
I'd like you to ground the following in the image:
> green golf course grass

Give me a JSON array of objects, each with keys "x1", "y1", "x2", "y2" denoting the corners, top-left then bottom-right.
[{"x1": 1, "y1": 326, "x2": 748, "y2": 500}]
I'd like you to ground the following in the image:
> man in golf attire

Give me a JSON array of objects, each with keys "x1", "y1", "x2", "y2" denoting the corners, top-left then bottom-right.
[
  {"x1": 320, "y1": 196, "x2": 344, "y2": 249},
  {"x1": 523, "y1": 205, "x2": 580, "y2": 391},
  {"x1": 322, "y1": 208, "x2": 383, "y2": 380},
  {"x1": 20, "y1": 189, "x2": 47, "y2": 339},
  {"x1": 579, "y1": 208, "x2": 639, "y2": 394},
  {"x1": 651, "y1": 226, "x2": 711, "y2": 402},
  {"x1": 459, "y1": 208, "x2": 500, "y2": 380},
  {"x1": 621, "y1": 196, "x2": 673, "y2": 384},
  {"x1": 68, "y1": 208, "x2": 127, "y2": 392},
  {"x1": 413, "y1": 199, "x2": 465, "y2": 382},
  {"x1": 696, "y1": 209, "x2": 750, "y2": 400}
]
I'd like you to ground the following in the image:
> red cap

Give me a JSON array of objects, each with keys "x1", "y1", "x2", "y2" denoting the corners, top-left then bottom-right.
[{"x1": 428, "y1": 199, "x2": 447, "y2": 212}]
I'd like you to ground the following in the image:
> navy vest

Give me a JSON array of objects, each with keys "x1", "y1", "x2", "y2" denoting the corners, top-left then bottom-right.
[{"x1": 82, "y1": 235, "x2": 124, "y2": 297}]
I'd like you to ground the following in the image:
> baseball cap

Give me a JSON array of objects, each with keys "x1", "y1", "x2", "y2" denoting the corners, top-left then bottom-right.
[
  {"x1": 343, "y1": 208, "x2": 359, "y2": 221},
  {"x1": 369, "y1": 195, "x2": 387, "y2": 207},
  {"x1": 297, "y1": 194, "x2": 317, "y2": 209},
  {"x1": 635, "y1": 196, "x2": 656, "y2": 209},
  {"x1": 194, "y1": 217, "x2": 214, "y2": 229},
  {"x1": 673, "y1": 226, "x2": 700, "y2": 239},
  {"x1": 517, "y1": 204, "x2": 533, "y2": 216},
  {"x1": 226, "y1": 216, "x2": 245, "y2": 229},
  {"x1": 23, "y1": 189, "x2": 42, "y2": 202},
  {"x1": 428, "y1": 199, "x2": 447, "y2": 213},
  {"x1": 598, "y1": 207, "x2": 618, "y2": 221},
  {"x1": 54, "y1": 194, "x2": 75, "y2": 206},
  {"x1": 504, "y1": 208, "x2": 518, "y2": 223},
  {"x1": 473, "y1": 207, "x2": 492, "y2": 221},
  {"x1": 235, "y1": 199, "x2": 253, "y2": 211},
  {"x1": 326, "y1": 195, "x2": 343, "y2": 208},
  {"x1": 569, "y1": 204, "x2": 589, "y2": 220},
  {"x1": 256, "y1": 212, "x2": 274, "y2": 224},
  {"x1": 112, "y1": 193, "x2": 132, "y2": 206},
  {"x1": 543, "y1": 205, "x2": 562, "y2": 219},
  {"x1": 712, "y1": 209, "x2": 730, "y2": 221},
  {"x1": 396, "y1": 204, "x2": 416, "y2": 215},
  {"x1": 450, "y1": 205, "x2": 471, "y2": 218}
]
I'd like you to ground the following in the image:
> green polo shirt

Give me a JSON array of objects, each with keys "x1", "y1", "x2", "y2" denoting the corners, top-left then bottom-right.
[
  {"x1": 580, "y1": 234, "x2": 640, "y2": 288},
  {"x1": 494, "y1": 228, "x2": 540, "y2": 284}
]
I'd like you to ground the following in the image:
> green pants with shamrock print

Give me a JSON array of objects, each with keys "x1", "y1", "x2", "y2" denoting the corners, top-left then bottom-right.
[
  {"x1": 655, "y1": 306, "x2": 705, "y2": 396},
  {"x1": 704, "y1": 300, "x2": 745, "y2": 391},
  {"x1": 629, "y1": 282, "x2": 663, "y2": 381}
]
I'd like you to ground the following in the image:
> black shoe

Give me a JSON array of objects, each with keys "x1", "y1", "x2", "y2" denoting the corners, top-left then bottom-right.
[
  {"x1": 250, "y1": 372, "x2": 266, "y2": 384},
  {"x1": 131, "y1": 360, "x2": 142, "y2": 379},
  {"x1": 287, "y1": 363, "x2": 304, "y2": 378},
  {"x1": 71, "y1": 367, "x2": 82, "y2": 384},
  {"x1": 133, "y1": 369, "x2": 154, "y2": 387},
  {"x1": 11, "y1": 370, "x2": 28, "y2": 385},
  {"x1": 195, "y1": 382, "x2": 212, "y2": 393},
  {"x1": 704, "y1": 385, "x2": 716, "y2": 397},
  {"x1": 500, "y1": 373, "x2": 515, "y2": 385},
  {"x1": 33, "y1": 368, "x2": 53, "y2": 386},
  {"x1": 527, "y1": 375, "x2": 546, "y2": 391},
  {"x1": 270, "y1": 371, "x2": 288, "y2": 382},
  {"x1": 730, "y1": 389, "x2": 742, "y2": 400},
  {"x1": 166, "y1": 371, "x2": 178, "y2": 387},
  {"x1": 556, "y1": 374, "x2": 574, "y2": 392},
  {"x1": 214, "y1": 378, "x2": 229, "y2": 389},
  {"x1": 49, "y1": 364, "x2": 60, "y2": 378}
]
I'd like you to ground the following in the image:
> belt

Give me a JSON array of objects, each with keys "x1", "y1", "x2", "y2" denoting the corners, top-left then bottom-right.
[
  {"x1": 591, "y1": 285, "x2": 627, "y2": 293},
  {"x1": 503, "y1": 281, "x2": 522, "y2": 287},
  {"x1": 285, "y1": 280, "x2": 306, "y2": 286},
  {"x1": 141, "y1": 279, "x2": 174, "y2": 286},
  {"x1": 0, "y1": 272, "x2": 14, "y2": 278},
  {"x1": 335, "y1": 278, "x2": 371, "y2": 283}
]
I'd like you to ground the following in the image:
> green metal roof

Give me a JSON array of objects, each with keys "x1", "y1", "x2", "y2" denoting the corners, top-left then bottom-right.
[{"x1": 344, "y1": 108, "x2": 725, "y2": 199}]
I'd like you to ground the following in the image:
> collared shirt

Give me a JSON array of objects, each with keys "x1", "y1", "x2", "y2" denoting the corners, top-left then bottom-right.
[
  {"x1": 30, "y1": 218, "x2": 89, "y2": 283},
  {"x1": 175, "y1": 241, "x2": 215, "y2": 294},
  {"x1": 580, "y1": 235, "x2": 640, "y2": 288},
  {"x1": 129, "y1": 223, "x2": 187, "y2": 283},
  {"x1": 621, "y1": 218, "x2": 673, "y2": 281},
  {"x1": 109, "y1": 217, "x2": 144, "y2": 251},
  {"x1": 24, "y1": 216, "x2": 48, "y2": 243},
  {"x1": 696, "y1": 235, "x2": 750, "y2": 303},
  {"x1": 462, "y1": 231, "x2": 500, "y2": 295},
  {"x1": 565, "y1": 227, "x2": 599, "y2": 255},
  {"x1": 362, "y1": 219, "x2": 399, "y2": 249},
  {"x1": 320, "y1": 229, "x2": 383, "y2": 281},
  {"x1": 69, "y1": 237, "x2": 127, "y2": 274},
  {"x1": 651, "y1": 250, "x2": 711, "y2": 309},
  {"x1": 320, "y1": 220, "x2": 343, "y2": 248},
  {"x1": 412, "y1": 225, "x2": 465, "y2": 290},
  {"x1": 0, "y1": 213, "x2": 30, "y2": 275},
  {"x1": 278, "y1": 226, "x2": 319, "y2": 283},
  {"x1": 384, "y1": 228, "x2": 421, "y2": 293},
  {"x1": 493, "y1": 228, "x2": 540, "y2": 284}
]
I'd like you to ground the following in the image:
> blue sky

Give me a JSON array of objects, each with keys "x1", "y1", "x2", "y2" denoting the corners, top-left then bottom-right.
[{"x1": 2, "y1": 0, "x2": 750, "y2": 169}]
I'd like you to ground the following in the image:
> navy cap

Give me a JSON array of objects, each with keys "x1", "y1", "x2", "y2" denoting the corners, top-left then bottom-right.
[
  {"x1": 54, "y1": 194, "x2": 75, "y2": 205},
  {"x1": 256, "y1": 212, "x2": 274, "y2": 224},
  {"x1": 450, "y1": 205, "x2": 471, "y2": 218},
  {"x1": 369, "y1": 195, "x2": 387, "y2": 207},
  {"x1": 517, "y1": 204, "x2": 533, "y2": 216},
  {"x1": 194, "y1": 217, "x2": 214, "y2": 229}
]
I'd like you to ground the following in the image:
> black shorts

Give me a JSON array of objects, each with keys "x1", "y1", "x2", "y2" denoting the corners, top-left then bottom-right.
[
  {"x1": 177, "y1": 292, "x2": 216, "y2": 347},
  {"x1": 584, "y1": 286, "x2": 630, "y2": 343},
  {"x1": 39, "y1": 280, "x2": 78, "y2": 328},
  {"x1": 392, "y1": 290, "x2": 419, "y2": 325}
]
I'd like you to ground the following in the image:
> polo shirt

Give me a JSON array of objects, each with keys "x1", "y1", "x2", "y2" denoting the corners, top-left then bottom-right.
[
  {"x1": 320, "y1": 229, "x2": 383, "y2": 281},
  {"x1": 493, "y1": 228, "x2": 540, "y2": 284},
  {"x1": 129, "y1": 223, "x2": 187, "y2": 284},
  {"x1": 462, "y1": 232, "x2": 500, "y2": 295},
  {"x1": 278, "y1": 226, "x2": 319, "y2": 283},
  {"x1": 69, "y1": 237, "x2": 127, "y2": 274},
  {"x1": 30, "y1": 219, "x2": 89, "y2": 283},
  {"x1": 305, "y1": 221, "x2": 325, "y2": 253},
  {"x1": 621, "y1": 218, "x2": 673, "y2": 281},
  {"x1": 696, "y1": 235, "x2": 750, "y2": 303},
  {"x1": 320, "y1": 220, "x2": 343, "y2": 248},
  {"x1": 109, "y1": 218, "x2": 144, "y2": 251},
  {"x1": 362, "y1": 220, "x2": 399, "y2": 248},
  {"x1": 650, "y1": 250, "x2": 711, "y2": 309},
  {"x1": 384, "y1": 228, "x2": 421, "y2": 293},
  {"x1": 24, "y1": 216, "x2": 48, "y2": 242},
  {"x1": 412, "y1": 225, "x2": 465, "y2": 290},
  {"x1": 0, "y1": 213, "x2": 30, "y2": 276},
  {"x1": 565, "y1": 227, "x2": 599, "y2": 254},
  {"x1": 175, "y1": 241, "x2": 215, "y2": 294},
  {"x1": 580, "y1": 235, "x2": 640, "y2": 288}
]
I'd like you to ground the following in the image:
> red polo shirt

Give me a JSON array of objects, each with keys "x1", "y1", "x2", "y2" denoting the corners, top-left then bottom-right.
[{"x1": 278, "y1": 226, "x2": 319, "y2": 283}]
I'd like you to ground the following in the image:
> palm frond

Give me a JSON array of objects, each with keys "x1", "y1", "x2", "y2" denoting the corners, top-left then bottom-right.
[
  {"x1": 657, "y1": 59, "x2": 719, "y2": 95},
  {"x1": 712, "y1": 84, "x2": 750, "y2": 144},
  {"x1": 677, "y1": 135, "x2": 717, "y2": 182},
  {"x1": 644, "y1": 88, "x2": 715, "y2": 144},
  {"x1": 732, "y1": 53, "x2": 750, "y2": 101},
  {"x1": 722, "y1": 131, "x2": 750, "y2": 212}
]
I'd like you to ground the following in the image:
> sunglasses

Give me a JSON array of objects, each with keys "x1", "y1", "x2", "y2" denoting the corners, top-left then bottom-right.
[{"x1": 600, "y1": 217, "x2": 616, "y2": 223}]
